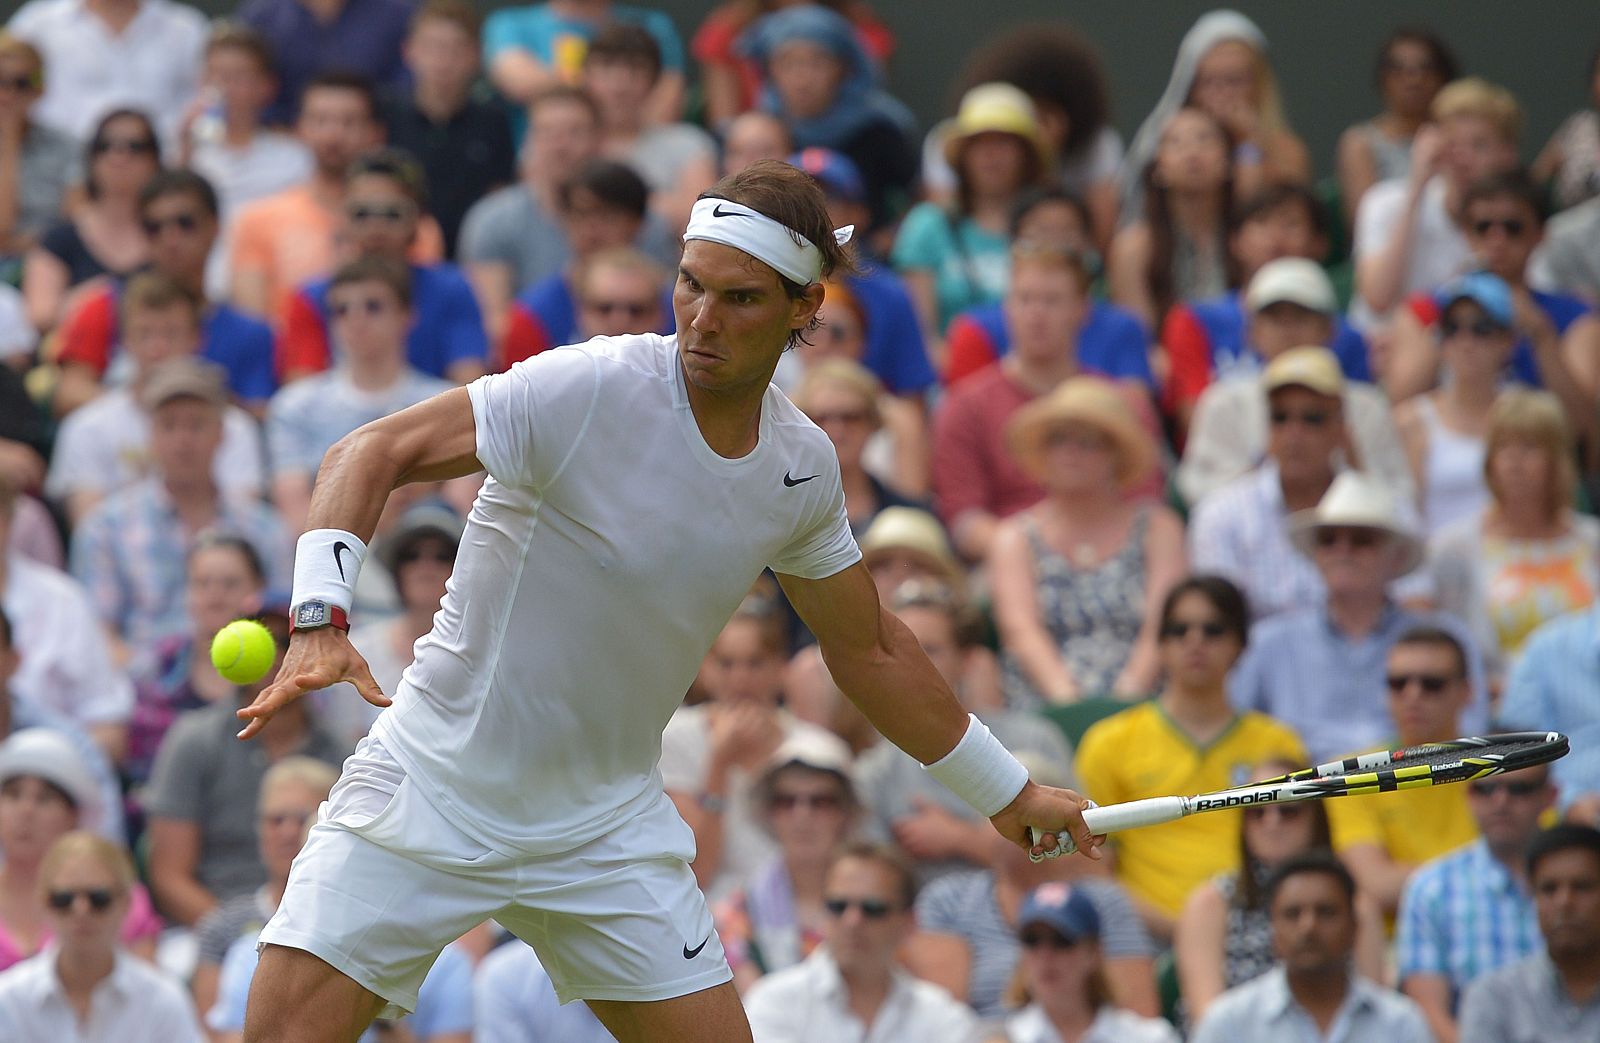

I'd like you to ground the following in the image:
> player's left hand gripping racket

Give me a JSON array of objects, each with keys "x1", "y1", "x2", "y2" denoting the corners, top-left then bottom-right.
[{"x1": 1029, "y1": 731, "x2": 1569, "y2": 861}]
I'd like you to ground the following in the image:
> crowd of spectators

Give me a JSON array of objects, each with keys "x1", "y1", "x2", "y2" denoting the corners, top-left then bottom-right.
[{"x1": 0, "y1": 1, "x2": 1599, "y2": 1039}]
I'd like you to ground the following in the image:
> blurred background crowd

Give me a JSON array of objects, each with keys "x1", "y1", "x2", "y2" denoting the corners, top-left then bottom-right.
[{"x1": 0, "y1": 0, "x2": 1597, "y2": 1039}]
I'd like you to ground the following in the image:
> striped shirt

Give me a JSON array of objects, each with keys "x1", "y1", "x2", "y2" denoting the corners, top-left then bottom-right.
[
  {"x1": 1396, "y1": 840, "x2": 1540, "y2": 1002},
  {"x1": 1500, "y1": 605, "x2": 1600, "y2": 809},
  {"x1": 915, "y1": 871, "x2": 1153, "y2": 1018},
  {"x1": 1188, "y1": 463, "x2": 1325, "y2": 620}
]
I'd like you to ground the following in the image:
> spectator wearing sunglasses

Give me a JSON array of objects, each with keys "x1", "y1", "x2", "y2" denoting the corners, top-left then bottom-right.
[
  {"x1": 277, "y1": 147, "x2": 488, "y2": 385},
  {"x1": 267, "y1": 257, "x2": 451, "y2": 534},
  {"x1": 53, "y1": 169, "x2": 279, "y2": 416},
  {"x1": 312, "y1": 503, "x2": 461, "y2": 748},
  {"x1": 0, "y1": 729, "x2": 158, "y2": 972},
  {"x1": 1179, "y1": 260, "x2": 1410, "y2": 509},
  {"x1": 573, "y1": 246, "x2": 666, "y2": 340},
  {"x1": 500, "y1": 160, "x2": 663, "y2": 364},
  {"x1": 1076, "y1": 577, "x2": 1305, "y2": 943},
  {"x1": 1327, "y1": 626, "x2": 1484, "y2": 919},
  {"x1": 987, "y1": 882, "x2": 1179, "y2": 1043},
  {"x1": 1457, "y1": 825, "x2": 1600, "y2": 1043},
  {"x1": 1228, "y1": 472, "x2": 1488, "y2": 768},
  {"x1": 1175, "y1": 756, "x2": 1385, "y2": 1027},
  {"x1": 713, "y1": 734, "x2": 860, "y2": 993},
  {"x1": 744, "y1": 842, "x2": 977, "y2": 1043},
  {"x1": 0, "y1": 34, "x2": 79, "y2": 268},
  {"x1": 1191, "y1": 854, "x2": 1432, "y2": 1043},
  {"x1": 0, "y1": 831, "x2": 202, "y2": 1042},
  {"x1": 1388, "y1": 173, "x2": 1600, "y2": 434},
  {"x1": 1190, "y1": 347, "x2": 1383, "y2": 621},
  {"x1": 1396, "y1": 763, "x2": 1555, "y2": 1043},
  {"x1": 21, "y1": 108, "x2": 159, "y2": 336}
]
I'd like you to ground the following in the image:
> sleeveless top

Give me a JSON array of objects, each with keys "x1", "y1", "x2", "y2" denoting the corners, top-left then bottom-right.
[
  {"x1": 1417, "y1": 396, "x2": 1488, "y2": 535},
  {"x1": 1002, "y1": 508, "x2": 1150, "y2": 707},
  {"x1": 1174, "y1": 863, "x2": 1276, "y2": 1033},
  {"x1": 1361, "y1": 121, "x2": 1414, "y2": 183}
]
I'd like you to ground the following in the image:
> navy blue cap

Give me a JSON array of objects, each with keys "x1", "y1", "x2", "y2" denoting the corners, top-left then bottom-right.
[{"x1": 1017, "y1": 882, "x2": 1100, "y2": 941}]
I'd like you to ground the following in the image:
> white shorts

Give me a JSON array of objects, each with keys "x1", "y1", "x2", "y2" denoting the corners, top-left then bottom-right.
[{"x1": 259, "y1": 738, "x2": 731, "y2": 1019}]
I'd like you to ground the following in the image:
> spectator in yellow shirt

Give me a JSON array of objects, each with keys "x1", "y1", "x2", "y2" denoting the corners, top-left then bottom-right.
[
  {"x1": 1075, "y1": 575, "x2": 1306, "y2": 942},
  {"x1": 1329, "y1": 625, "x2": 1481, "y2": 916}
]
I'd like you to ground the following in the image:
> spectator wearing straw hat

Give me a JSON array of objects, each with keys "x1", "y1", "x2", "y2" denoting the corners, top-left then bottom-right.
[
  {"x1": 894, "y1": 83, "x2": 1049, "y2": 352},
  {"x1": 1229, "y1": 470, "x2": 1489, "y2": 765},
  {"x1": 990, "y1": 376, "x2": 1186, "y2": 706},
  {"x1": 856, "y1": 507, "x2": 964, "y2": 603},
  {"x1": 1179, "y1": 264, "x2": 1411, "y2": 508}
]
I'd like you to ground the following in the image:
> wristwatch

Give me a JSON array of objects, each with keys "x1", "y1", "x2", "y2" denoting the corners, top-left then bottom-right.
[{"x1": 290, "y1": 600, "x2": 350, "y2": 634}]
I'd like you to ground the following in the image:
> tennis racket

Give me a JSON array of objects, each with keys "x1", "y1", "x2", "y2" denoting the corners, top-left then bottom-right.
[{"x1": 1029, "y1": 730, "x2": 1568, "y2": 860}]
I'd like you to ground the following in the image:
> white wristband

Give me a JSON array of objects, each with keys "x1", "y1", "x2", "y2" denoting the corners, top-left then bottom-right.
[
  {"x1": 292, "y1": 529, "x2": 368, "y2": 612},
  {"x1": 923, "y1": 714, "x2": 1030, "y2": 817}
]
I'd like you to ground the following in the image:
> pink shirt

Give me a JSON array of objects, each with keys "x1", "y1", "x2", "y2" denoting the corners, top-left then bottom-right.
[{"x1": 0, "y1": 883, "x2": 163, "y2": 971}]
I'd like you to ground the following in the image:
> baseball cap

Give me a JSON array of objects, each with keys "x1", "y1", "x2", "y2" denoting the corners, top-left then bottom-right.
[
  {"x1": 1434, "y1": 271, "x2": 1514, "y2": 328},
  {"x1": 1262, "y1": 345, "x2": 1344, "y2": 398},
  {"x1": 0, "y1": 729, "x2": 102, "y2": 831},
  {"x1": 139, "y1": 357, "x2": 228, "y2": 411},
  {"x1": 1244, "y1": 258, "x2": 1338, "y2": 315},
  {"x1": 788, "y1": 147, "x2": 865, "y2": 204},
  {"x1": 1017, "y1": 882, "x2": 1100, "y2": 941}
]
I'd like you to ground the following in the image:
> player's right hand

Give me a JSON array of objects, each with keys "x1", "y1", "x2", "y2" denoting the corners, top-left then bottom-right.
[{"x1": 235, "y1": 627, "x2": 389, "y2": 740}]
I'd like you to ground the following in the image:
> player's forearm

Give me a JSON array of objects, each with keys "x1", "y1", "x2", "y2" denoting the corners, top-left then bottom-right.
[{"x1": 822, "y1": 605, "x2": 971, "y2": 765}]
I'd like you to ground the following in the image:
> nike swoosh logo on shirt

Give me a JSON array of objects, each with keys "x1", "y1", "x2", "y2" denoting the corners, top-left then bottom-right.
[
  {"x1": 683, "y1": 936, "x2": 710, "y2": 959},
  {"x1": 783, "y1": 472, "x2": 820, "y2": 487},
  {"x1": 333, "y1": 541, "x2": 351, "y2": 582}
]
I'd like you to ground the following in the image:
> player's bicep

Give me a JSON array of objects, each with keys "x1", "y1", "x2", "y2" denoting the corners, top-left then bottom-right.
[
  {"x1": 776, "y1": 561, "x2": 882, "y2": 661},
  {"x1": 362, "y1": 386, "x2": 485, "y2": 485}
]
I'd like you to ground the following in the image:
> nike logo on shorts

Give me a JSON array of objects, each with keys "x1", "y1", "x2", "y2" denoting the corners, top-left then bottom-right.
[
  {"x1": 683, "y1": 936, "x2": 709, "y2": 959},
  {"x1": 783, "y1": 471, "x2": 819, "y2": 487}
]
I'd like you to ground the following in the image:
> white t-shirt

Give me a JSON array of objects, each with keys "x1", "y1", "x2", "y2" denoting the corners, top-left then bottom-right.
[
  {"x1": 370, "y1": 334, "x2": 861, "y2": 856},
  {"x1": 1351, "y1": 176, "x2": 1472, "y2": 331},
  {"x1": 45, "y1": 388, "x2": 266, "y2": 503},
  {"x1": 0, "y1": 948, "x2": 203, "y2": 1043},
  {"x1": 3, "y1": 553, "x2": 135, "y2": 727}
]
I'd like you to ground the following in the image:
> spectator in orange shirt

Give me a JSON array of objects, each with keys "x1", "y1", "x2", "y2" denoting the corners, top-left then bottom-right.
[{"x1": 226, "y1": 72, "x2": 443, "y2": 322}]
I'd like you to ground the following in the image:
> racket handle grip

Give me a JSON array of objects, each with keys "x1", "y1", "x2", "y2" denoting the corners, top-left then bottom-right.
[{"x1": 1082, "y1": 797, "x2": 1186, "y2": 836}]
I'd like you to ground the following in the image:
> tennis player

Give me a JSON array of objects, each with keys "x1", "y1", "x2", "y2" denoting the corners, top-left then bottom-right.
[{"x1": 235, "y1": 160, "x2": 1100, "y2": 1043}]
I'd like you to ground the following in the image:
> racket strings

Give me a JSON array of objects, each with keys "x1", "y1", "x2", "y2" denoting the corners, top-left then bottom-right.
[{"x1": 1392, "y1": 737, "x2": 1561, "y2": 772}]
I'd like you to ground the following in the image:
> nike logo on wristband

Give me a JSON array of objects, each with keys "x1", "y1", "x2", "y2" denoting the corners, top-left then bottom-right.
[
  {"x1": 333, "y1": 541, "x2": 352, "y2": 582},
  {"x1": 682, "y1": 936, "x2": 710, "y2": 959}
]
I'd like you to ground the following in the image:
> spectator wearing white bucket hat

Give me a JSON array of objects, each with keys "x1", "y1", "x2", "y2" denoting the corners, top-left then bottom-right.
[{"x1": 1229, "y1": 470, "x2": 1489, "y2": 763}]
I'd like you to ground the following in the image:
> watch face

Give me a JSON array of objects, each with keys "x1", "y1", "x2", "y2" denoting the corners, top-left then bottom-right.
[{"x1": 294, "y1": 602, "x2": 327, "y2": 628}]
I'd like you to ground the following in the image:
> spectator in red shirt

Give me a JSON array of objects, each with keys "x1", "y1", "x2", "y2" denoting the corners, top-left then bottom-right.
[{"x1": 53, "y1": 170, "x2": 277, "y2": 417}]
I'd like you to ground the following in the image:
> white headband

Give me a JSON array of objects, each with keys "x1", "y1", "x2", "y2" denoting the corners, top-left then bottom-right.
[{"x1": 682, "y1": 198, "x2": 853, "y2": 286}]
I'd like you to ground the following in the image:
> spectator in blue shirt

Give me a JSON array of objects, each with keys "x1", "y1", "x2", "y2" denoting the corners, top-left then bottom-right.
[
  {"x1": 278, "y1": 148, "x2": 489, "y2": 385},
  {"x1": 484, "y1": 0, "x2": 686, "y2": 129},
  {"x1": 1387, "y1": 171, "x2": 1600, "y2": 438},
  {"x1": 1500, "y1": 603, "x2": 1600, "y2": 826},
  {"x1": 943, "y1": 186, "x2": 1153, "y2": 392}
]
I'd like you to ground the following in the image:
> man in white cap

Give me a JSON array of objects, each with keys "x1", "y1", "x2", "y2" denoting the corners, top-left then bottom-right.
[
  {"x1": 1179, "y1": 259, "x2": 1411, "y2": 506},
  {"x1": 1190, "y1": 346, "x2": 1406, "y2": 620},
  {"x1": 1229, "y1": 470, "x2": 1488, "y2": 763},
  {"x1": 233, "y1": 159, "x2": 1098, "y2": 1043}
]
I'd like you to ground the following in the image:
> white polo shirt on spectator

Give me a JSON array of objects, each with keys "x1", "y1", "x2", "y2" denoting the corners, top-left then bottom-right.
[
  {"x1": 1191, "y1": 966, "x2": 1432, "y2": 1043},
  {"x1": 744, "y1": 947, "x2": 978, "y2": 1043},
  {"x1": 2, "y1": 552, "x2": 134, "y2": 728},
  {"x1": 0, "y1": 948, "x2": 204, "y2": 1043},
  {"x1": 1351, "y1": 176, "x2": 1472, "y2": 331},
  {"x1": 6, "y1": 0, "x2": 207, "y2": 141},
  {"x1": 44, "y1": 388, "x2": 266, "y2": 505}
]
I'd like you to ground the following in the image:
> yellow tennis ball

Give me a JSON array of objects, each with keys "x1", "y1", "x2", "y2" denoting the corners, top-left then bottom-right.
[{"x1": 210, "y1": 619, "x2": 277, "y2": 685}]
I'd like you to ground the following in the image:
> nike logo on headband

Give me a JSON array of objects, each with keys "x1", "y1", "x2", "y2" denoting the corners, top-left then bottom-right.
[{"x1": 711, "y1": 203, "x2": 740, "y2": 218}]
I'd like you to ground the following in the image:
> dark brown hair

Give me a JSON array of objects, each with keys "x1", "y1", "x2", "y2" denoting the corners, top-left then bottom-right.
[
  {"x1": 330, "y1": 255, "x2": 414, "y2": 309},
  {"x1": 586, "y1": 22, "x2": 661, "y2": 82},
  {"x1": 1143, "y1": 106, "x2": 1236, "y2": 327},
  {"x1": 206, "y1": 22, "x2": 277, "y2": 76},
  {"x1": 1375, "y1": 26, "x2": 1459, "y2": 90},
  {"x1": 953, "y1": 24, "x2": 1111, "y2": 162},
  {"x1": 1391, "y1": 624, "x2": 1469, "y2": 678},
  {"x1": 699, "y1": 159, "x2": 857, "y2": 346},
  {"x1": 410, "y1": 0, "x2": 481, "y2": 40},
  {"x1": 122, "y1": 272, "x2": 200, "y2": 325},
  {"x1": 527, "y1": 83, "x2": 601, "y2": 127},
  {"x1": 829, "y1": 840, "x2": 919, "y2": 910}
]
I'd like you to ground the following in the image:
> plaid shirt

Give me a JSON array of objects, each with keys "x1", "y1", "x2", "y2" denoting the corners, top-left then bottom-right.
[
  {"x1": 1188, "y1": 463, "x2": 1326, "y2": 619},
  {"x1": 1397, "y1": 839, "x2": 1541, "y2": 1002},
  {"x1": 70, "y1": 478, "x2": 290, "y2": 649}
]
